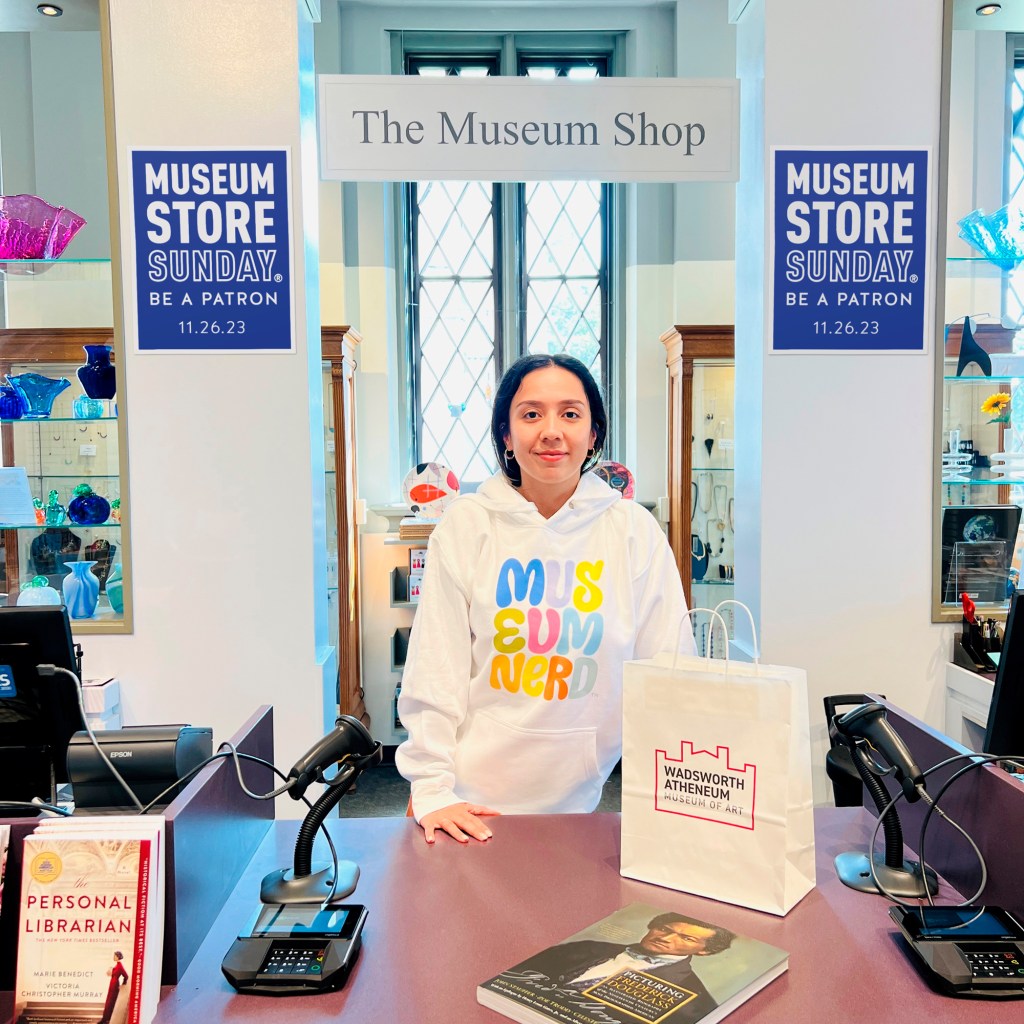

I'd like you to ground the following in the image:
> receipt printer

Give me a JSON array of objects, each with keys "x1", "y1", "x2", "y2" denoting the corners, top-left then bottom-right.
[{"x1": 67, "y1": 725, "x2": 213, "y2": 808}]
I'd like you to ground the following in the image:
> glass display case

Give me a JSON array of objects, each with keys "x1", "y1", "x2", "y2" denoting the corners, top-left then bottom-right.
[
  {"x1": 661, "y1": 325, "x2": 735, "y2": 612},
  {"x1": 0, "y1": 259, "x2": 129, "y2": 633},
  {"x1": 937, "y1": 301, "x2": 1022, "y2": 622}
]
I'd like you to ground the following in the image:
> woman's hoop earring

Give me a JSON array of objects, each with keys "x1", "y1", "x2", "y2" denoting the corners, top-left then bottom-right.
[{"x1": 503, "y1": 448, "x2": 515, "y2": 466}]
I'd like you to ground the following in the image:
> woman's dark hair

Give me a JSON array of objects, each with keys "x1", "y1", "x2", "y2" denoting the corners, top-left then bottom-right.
[{"x1": 490, "y1": 353, "x2": 607, "y2": 486}]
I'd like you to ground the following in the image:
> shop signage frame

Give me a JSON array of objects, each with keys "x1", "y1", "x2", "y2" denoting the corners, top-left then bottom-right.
[{"x1": 318, "y1": 75, "x2": 739, "y2": 183}]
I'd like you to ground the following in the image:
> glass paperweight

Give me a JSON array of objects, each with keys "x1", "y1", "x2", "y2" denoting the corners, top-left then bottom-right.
[
  {"x1": 5, "y1": 372, "x2": 70, "y2": 419},
  {"x1": 0, "y1": 383, "x2": 25, "y2": 420},
  {"x1": 0, "y1": 193, "x2": 86, "y2": 259},
  {"x1": 76, "y1": 344, "x2": 116, "y2": 400},
  {"x1": 44, "y1": 489, "x2": 67, "y2": 526},
  {"x1": 33, "y1": 497, "x2": 45, "y2": 526},
  {"x1": 67, "y1": 484, "x2": 111, "y2": 526},
  {"x1": 73, "y1": 393, "x2": 106, "y2": 419},
  {"x1": 110, "y1": 497, "x2": 121, "y2": 523},
  {"x1": 18, "y1": 576, "x2": 62, "y2": 607}
]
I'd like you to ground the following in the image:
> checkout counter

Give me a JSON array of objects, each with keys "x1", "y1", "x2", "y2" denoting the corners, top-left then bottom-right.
[{"x1": 2, "y1": 700, "x2": 1022, "y2": 1022}]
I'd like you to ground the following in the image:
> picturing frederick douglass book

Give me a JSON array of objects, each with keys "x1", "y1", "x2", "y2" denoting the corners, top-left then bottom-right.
[
  {"x1": 14, "y1": 818, "x2": 165, "y2": 1024},
  {"x1": 477, "y1": 902, "x2": 788, "y2": 1024}
]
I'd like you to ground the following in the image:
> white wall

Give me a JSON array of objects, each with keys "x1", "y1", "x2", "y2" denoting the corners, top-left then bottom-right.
[
  {"x1": 82, "y1": 0, "x2": 334, "y2": 813},
  {"x1": 735, "y1": 0, "x2": 953, "y2": 805}
]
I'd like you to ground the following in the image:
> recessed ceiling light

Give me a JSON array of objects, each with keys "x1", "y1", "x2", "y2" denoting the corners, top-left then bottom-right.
[
  {"x1": 976, "y1": 3, "x2": 1002, "y2": 15},
  {"x1": 36, "y1": 3, "x2": 63, "y2": 15}
]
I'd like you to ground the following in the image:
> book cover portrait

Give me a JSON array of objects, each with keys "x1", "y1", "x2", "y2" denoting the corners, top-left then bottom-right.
[{"x1": 14, "y1": 836, "x2": 149, "y2": 1024}]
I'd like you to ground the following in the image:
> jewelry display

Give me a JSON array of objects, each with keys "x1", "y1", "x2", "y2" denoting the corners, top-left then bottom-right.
[
  {"x1": 691, "y1": 533, "x2": 709, "y2": 581},
  {"x1": 728, "y1": 497, "x2": 735, "y2": 532},
  {"x1": 704, "y1": 437, "x2": 714, "y2": 460},
  {"x1": 719, "y1": 564, "x2": 734, "y2": 580},
  {"x1": 691, "y1": 480, "x2": 698, "y2": 522},
  {"x1": 697, "y1": 472, "x2": 713, "y2": 512},
  {"x1": 705, "y1": 517, "x2": 726, "y2": 558},
  {"x1": 713, "y1": 484, "x2": 727, "y2": 532}
]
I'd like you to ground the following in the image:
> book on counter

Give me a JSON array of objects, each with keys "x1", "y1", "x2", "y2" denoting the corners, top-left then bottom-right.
[
  {"x1": 13, "y1": 816, "x2": 166, "y2": 1024},
  {"x1": 0, "y1": 823, "x2": 10, "y2": 916},
  {"x1": 477, "y1": 902, "x2": 788, "y2": 1024}
]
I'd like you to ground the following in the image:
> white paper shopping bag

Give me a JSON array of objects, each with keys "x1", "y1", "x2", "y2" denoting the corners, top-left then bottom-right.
[{"x1": 620, "y1": 603, "x2": 816, "y2": 916}]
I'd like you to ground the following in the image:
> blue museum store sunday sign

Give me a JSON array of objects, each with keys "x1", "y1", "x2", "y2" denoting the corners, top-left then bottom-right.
[
  {"x1": 771, "y1": 147, "x2": 929, "y2": 353},
  {"x1": 130, "y1": 148, "x2": 293, "y2": 352}
]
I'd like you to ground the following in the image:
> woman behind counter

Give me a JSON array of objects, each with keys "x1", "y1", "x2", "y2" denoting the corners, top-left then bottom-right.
[{"x1": 396, "y1": 353, "x2": 694, "y2": 844}]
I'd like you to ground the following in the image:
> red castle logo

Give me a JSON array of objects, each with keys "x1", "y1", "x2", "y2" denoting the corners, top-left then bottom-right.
[{"x1": 654, "y1": 742, "x2": 757, "y2": 830}]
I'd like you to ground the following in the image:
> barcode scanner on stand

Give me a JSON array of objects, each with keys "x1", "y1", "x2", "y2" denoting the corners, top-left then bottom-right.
[
  {"x1": 221, "y1": 715, "x2": 382, "y2": 996},
  {"x1": 830, "y1": 702, "x2": 937, "y2": 897}
]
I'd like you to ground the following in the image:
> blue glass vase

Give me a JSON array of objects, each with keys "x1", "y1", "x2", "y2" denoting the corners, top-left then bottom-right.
[
  {"x1": 0, "y1": 384, "x2": 25, "y2": 420},
  {"x1": 67, "y1": 484, "x2": 110, "y2": 526},
  {"x1": 63, "y1": 561, "x2": 100, "y2": 619},
  {"x1": 77, "y1": 344, "x2": 116, "y2": 400},
  {"x1": 73, "y1": 393, "x2": 105, "y2": 419},
  {"x1": 5, "y1": 372, "x2": 70, "y2": 419}
]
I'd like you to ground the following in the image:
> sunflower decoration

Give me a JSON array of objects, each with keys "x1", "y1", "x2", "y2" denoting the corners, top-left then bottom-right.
[{"x1": 981, "y1": 392, "x2": 1012, "y2": 424}]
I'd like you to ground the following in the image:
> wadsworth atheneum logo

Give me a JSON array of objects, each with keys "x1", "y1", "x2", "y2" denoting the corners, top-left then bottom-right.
[{"x1": 654, "y1": 742, "x2": 757, "y2": 830}]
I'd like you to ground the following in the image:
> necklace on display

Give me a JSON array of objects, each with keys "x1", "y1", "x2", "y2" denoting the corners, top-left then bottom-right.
[
  {"x1": 706, "y1": 517, "x2": 726, "y2": 558},
  {"x1": 713, "y1": 484, "x2": 727, "y2": 524},
  {"x1": 728, "y1": 496, "x2": 735, "y2": 532},
  {"x1": 691, "y1": 480, "x2": 698, "y2": 522},
  {"x1": 697, "y1": 472, "x2": 713, "y2": 512}
]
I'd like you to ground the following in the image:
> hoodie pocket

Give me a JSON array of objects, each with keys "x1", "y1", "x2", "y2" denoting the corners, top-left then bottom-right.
[{"x1": 454, "y1": 710, "x2": 602, "y2": 813}]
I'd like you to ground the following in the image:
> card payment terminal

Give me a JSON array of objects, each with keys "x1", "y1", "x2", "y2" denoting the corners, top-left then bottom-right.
[
  {"x1": 221, "y1": 903, "x2": 367, "y2": 995},
  {"x1": 889, "y1": 905, "x2": 1024, "y2": 999}
]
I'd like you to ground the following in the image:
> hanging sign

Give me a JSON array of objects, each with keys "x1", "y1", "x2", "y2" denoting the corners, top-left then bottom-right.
[
  {"x1": 318, "y1": 75, "x2": 739, "y2": 183},
  {"x1": 129, "y1": 147, "x2": 293, "y2": 353},
  {"x1": 770, "y1": 147, "x2": 930, "y2": 353}
]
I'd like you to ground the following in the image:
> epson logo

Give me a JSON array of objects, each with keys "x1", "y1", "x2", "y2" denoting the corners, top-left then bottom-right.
[{"x1": 109, "y1": 751, "x2": 133, "y2": 759}]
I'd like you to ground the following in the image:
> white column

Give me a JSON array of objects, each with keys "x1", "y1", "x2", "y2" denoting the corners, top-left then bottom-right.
[
  {"x1": 88, "y1": 0, "x2": 334, "y2": 806},
  {"x1": 733, "y1": 0, "x2": 950, "y2": 803}
]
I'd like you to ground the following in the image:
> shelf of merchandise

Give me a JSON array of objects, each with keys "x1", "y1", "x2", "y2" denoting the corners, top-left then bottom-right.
[
  {"x1": 663, "y1": 324, "x2": 736, "y2": 608},
  {"x1": 0, "y1": 260, "x2": 127, "y2": 632}
]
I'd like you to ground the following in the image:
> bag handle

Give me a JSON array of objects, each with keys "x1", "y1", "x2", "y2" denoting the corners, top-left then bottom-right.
[
  {"x1": 712, "y1": 599, "x2": 761, "y2": 667},
  {"x1": 673, "y1": 607, "x2": 730, "y2": 674}
]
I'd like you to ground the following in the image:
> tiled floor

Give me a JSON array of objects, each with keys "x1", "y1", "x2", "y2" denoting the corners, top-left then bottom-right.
[{"x1": 337, "y1": 762, "x2": 622, "y2": 818}]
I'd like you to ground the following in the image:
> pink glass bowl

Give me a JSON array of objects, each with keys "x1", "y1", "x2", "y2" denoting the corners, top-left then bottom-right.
[{"x1": 0, "y1": 194, "x2": 86, "y2": 260}]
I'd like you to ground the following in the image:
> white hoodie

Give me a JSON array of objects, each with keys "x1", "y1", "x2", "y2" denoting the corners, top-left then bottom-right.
[{"x1": 396, "y1": 471, "x2": 694, "y2": 821}]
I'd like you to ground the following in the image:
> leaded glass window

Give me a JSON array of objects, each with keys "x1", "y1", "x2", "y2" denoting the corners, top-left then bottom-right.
[{"x1": 404, "y1": 52, "x2": 611, "y2": 486}]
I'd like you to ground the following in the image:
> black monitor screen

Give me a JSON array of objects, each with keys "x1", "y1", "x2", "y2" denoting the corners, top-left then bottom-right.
[
  {"x1": 0, "y1": 605, "x2": 83, "y2": 807},
  {"x1": 984, "y1": 591, "x2": 1024, "y2": 759}
]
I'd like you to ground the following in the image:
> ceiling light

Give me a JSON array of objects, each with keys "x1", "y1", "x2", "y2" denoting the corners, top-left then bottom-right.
[
  {"x1": 37, "y1": 3, "x2": 63, "y2": 15},
  {"x1": 976, "y1": 3, "x2": 1001, "y2": 14}
]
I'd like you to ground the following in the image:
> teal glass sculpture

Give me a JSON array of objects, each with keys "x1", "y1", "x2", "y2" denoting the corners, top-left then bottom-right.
[
  {"x1": 106, "y1": 562, "x2": 124, "y2": 615},
  {"x1": 73, "y1": 393, "x2": 106, "y2": 419},
  {"x1": 5, "y1": 372, "x2": 70, "y2": 419},
  {"x1": 44, "y1": 488, "x2": 67, "y2": 526}
]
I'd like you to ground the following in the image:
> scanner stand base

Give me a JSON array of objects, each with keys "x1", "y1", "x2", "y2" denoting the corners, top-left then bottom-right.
[
  {"x1": 260, "y1": 861, "x2": 359, "y2": 905},
  {"x1": 835, "y1": 851, "x2": 938, "y2": 897}
]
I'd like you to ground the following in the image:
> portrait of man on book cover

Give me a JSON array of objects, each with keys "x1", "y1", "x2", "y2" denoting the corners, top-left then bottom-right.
[{"x1": 512, "y1": 910, "x2": 733, "y2": 1022}]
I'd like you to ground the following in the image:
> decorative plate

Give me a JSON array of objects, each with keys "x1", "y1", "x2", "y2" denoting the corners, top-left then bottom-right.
[
  {"x1": 592, "y1": 460, "x2": 635, "y2": 499},
  {"x1": 402, "y1": 462, "x2": 460, "y2": 520}
]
